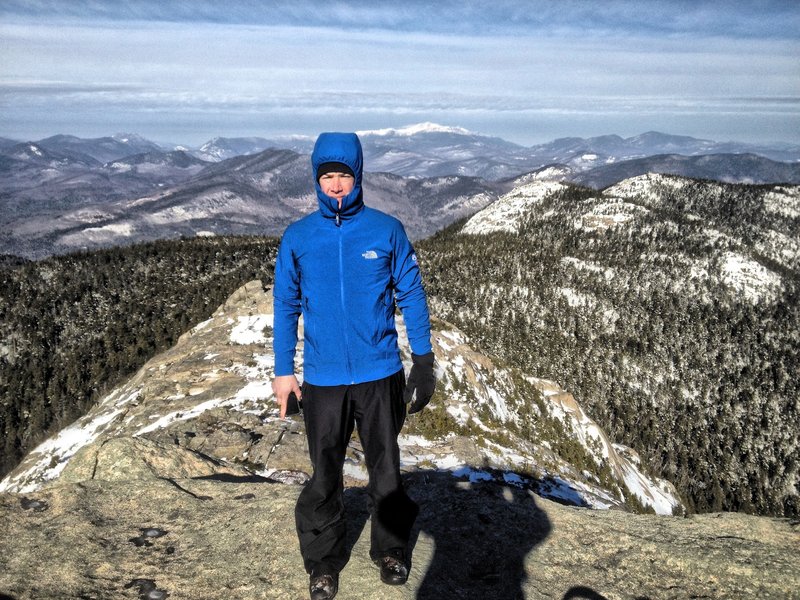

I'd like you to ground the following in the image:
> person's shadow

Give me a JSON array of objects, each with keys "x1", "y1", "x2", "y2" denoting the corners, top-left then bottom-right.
[{"x1": 345, "y1": 469, "x2": 553, "y2": 599}]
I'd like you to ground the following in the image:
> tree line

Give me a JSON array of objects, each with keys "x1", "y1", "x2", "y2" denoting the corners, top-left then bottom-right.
[{"x1": 0, "y1": 236, "x2": 277, "y2": 477}]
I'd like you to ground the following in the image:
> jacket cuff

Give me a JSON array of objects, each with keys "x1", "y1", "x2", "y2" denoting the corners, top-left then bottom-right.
[{"x1": 274, "y1": 355, "x2": 296, "y2": 377}]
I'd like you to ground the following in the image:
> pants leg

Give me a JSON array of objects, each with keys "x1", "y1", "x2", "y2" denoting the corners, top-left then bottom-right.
[
  {"x1": 295, "y1": 382, "x2": 354, "y2": 576},
  {"x1": 352, "y1": 369, "x2": 419, "y2": 561},
  {"x1": 295, "y1": 370, "x2": 419, "y2": 574}
]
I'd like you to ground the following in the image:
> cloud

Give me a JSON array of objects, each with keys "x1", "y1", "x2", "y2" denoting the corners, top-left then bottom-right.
[
  {"x1": 2, "y1": 0, "x2": 799, "y2": 39},
  {"x1": 7, "y1": 18, "x2": 794, "y2": 94},
  {"x1": 0, "y1": 1, "x2": 797, "y2": 144},
  {"x1": 0, "y1": 82, "x2": 141, "y2": 95}
]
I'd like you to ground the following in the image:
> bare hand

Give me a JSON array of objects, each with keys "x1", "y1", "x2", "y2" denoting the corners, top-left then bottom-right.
[{"x1": 272, "y1": 375, "x2": 301, "y2": 418}]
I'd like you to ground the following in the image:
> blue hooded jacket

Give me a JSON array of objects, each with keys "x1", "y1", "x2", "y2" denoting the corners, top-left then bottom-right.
[{"x1": 272, "y1": 132, "x2": 432, "y2": 386}]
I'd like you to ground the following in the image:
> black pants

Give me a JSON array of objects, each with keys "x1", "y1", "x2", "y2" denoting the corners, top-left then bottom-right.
[{"x1": 295, "y1": 369, "x2": 419, "y2": 576}]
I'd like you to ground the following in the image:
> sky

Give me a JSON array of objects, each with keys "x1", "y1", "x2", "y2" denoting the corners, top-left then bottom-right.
[{"x1": 0, "y1": 0, "x2": 798, "y2": 147}]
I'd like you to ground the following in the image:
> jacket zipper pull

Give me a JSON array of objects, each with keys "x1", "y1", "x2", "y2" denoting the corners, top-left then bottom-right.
[{"x1": 336, "y1": 213, "x2": 341, "y2": 226}]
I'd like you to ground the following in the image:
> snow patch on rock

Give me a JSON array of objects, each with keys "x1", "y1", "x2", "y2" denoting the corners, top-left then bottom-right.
[
  {"x1": 230, "y1": 315, "x2": 273, "y2": 345},
  {"x1": 721, "y1": 252, "x2": 782, "y2": 302},
  {"x1": 461, "y1": 181, "x2": 565, "y2": 235}
]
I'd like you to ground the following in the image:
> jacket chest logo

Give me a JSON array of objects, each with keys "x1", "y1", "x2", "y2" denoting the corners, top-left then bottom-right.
[{"x1": 362, "y1": 250, "x2": 378, "y2": 259}]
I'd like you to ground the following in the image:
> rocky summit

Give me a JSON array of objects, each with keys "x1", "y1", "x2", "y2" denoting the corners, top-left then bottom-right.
[
  {"x1": 1, "y1": 281, "x2": 798, "y2": 599},
  {"x1": 3, "y1": 475, "x2": 798, "y2": 600}
]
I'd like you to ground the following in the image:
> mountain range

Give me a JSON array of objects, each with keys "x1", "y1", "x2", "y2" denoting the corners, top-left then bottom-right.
[
  {"x1": 2, "y1": 124, "x2": 799, "y2": 259},
  {"x1": 183, "y1": 124, "x2": 800, "y2": 177}
]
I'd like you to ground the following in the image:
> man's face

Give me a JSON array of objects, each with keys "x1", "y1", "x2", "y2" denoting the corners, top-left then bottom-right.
[{"x1": 319, "y1": 172, "x2": 355, "y2": 208}]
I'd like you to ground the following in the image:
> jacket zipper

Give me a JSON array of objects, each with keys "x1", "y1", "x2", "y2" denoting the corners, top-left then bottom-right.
[{"x1": 336, "y1": 212, "x2": 354, "y2": 383}]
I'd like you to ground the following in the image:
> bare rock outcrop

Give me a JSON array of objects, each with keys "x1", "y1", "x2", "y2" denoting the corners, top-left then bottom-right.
[
  {"x1": 59, "y1": 436, "x2": 254, "y2": 484},
  {"x1": 1, "y1": 473, "x2": 797, "y2": 599}
]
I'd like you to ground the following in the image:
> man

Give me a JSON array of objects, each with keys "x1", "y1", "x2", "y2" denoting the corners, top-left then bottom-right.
[{"x1": 271, "y1": 132, "x2": 436, "y2": 600}]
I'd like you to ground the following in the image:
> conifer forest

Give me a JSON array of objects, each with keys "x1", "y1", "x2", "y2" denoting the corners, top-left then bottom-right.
[{"x1": 417, "y1": 180, "x2": 799, "y2": 517}]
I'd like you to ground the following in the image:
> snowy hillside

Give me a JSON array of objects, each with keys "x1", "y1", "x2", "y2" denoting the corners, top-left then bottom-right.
[
  {"x1": 463, "y1": 173, "x2": 798, "y2": 302},
  {"x1": 418, "y1": 173, "x2": 799, "y2": 516}
]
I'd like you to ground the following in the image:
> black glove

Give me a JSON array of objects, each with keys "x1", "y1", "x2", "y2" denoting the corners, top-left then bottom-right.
[{"x1": 404, "y1": 352, "x2": 436, "y2": 414}]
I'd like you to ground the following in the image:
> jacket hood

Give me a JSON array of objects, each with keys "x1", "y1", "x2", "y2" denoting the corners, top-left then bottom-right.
[{"x1": 311, "y1": 132, "x2": 364, "y2": 219}]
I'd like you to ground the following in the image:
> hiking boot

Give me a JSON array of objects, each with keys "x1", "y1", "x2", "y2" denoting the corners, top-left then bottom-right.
[
  {"x1": 375, "y1": 555, "x2": 408, "y2": 585},
  {"x1": 309, "y1": 573, "x2": 338, "y2": 600}
]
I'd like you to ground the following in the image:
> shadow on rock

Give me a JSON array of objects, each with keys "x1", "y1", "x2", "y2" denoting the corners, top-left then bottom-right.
[
  {"x1": 345, "y1": 470, "x2": 552, "y2": 600},
  {"x1": 192, "y1": 473, "x2": 273, "y2": 483},
  {"x1": 563, "y1": 586, "x2": 610, "y2": 599}
]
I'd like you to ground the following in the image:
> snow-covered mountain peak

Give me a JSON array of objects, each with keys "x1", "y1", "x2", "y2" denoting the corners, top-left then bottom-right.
[
  {"x1": 195, "y1": 136, "x2": 279, "y2": 162},
  {"x1": 358, "y1": 122, "x2": 473, "y2": 137},
  {"x1": 200, "y1": 136, "x2": 224, "y2": 150}
]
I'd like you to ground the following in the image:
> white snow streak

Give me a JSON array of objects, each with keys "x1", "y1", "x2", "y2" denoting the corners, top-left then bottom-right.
[
  {"x1": 230, "y1": 315, "x2": 273, "y2": 345},
  {"x1": 0, "y1": 390, "x2": 140, "y2": 493}
]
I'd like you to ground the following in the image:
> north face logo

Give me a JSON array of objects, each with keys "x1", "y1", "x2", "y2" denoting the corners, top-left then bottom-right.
[{"x1": 362, "y1": 250, "x2": 378, "y2": 259}]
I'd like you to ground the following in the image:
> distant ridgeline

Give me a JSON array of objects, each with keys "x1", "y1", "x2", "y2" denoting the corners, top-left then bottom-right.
[
  {"x1": 418, "y1": 176, "x2": 799, "y2": 517},
  {"x1": 0, "y1": 236, "x2": 278, "y2": 477}
]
